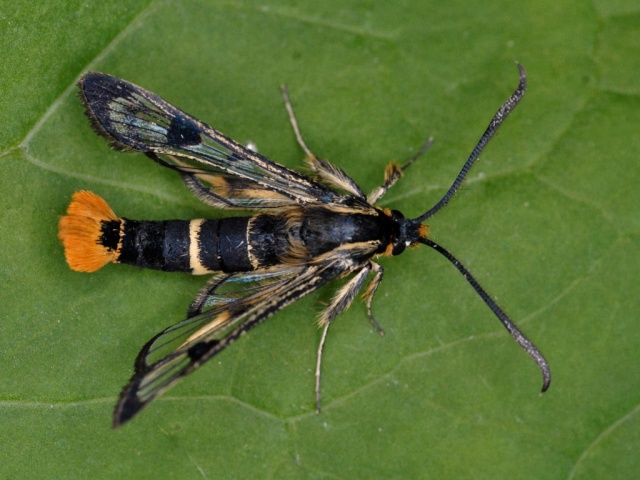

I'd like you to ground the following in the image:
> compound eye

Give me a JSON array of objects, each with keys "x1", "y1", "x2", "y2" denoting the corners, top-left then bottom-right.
[{"x1": 391, "y1": 241, "x2": 406, "y2": 256}]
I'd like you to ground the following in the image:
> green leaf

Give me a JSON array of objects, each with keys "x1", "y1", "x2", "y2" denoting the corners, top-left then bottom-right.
[{"x1": 2, "y1": 0, "x2": 639, "y2": 478}]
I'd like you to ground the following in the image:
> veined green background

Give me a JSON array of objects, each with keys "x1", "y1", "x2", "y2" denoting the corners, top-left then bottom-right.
[{"x1": 1, "y1": 1, "x2": 638, "y2": 478}]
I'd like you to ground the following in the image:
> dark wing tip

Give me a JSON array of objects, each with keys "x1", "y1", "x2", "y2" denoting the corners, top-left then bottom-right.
[
  {"x1": 78, "y1": 73, "x2": 134, "y2": 152},
  {"x1": 78, "y1": 71, "x2": 130, "y2": 107},
  {"x1": 77, "y1": 72, "x2": 142, "y2": 152},
  {"x1": 112, "y1": 376, "x2": 147, "y2": 428}
]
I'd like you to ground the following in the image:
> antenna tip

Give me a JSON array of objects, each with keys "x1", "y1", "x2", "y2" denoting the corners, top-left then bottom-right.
[{"x1": 540, "y1": 365, "x2": 551, "y2": 393}]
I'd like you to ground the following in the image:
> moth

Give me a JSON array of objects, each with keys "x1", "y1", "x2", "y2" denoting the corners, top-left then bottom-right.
[{"x1": 59, "y1": 64, "x2": 550, "y2": 427}]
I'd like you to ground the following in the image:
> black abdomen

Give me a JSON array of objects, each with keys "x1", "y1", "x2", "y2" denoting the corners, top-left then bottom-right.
[
  {"x1": 101, "y1": 208, "x2": 390, "y2": 275},
  {"x1": 112, "y1": 218, "x2": 255, "y2": 274}
]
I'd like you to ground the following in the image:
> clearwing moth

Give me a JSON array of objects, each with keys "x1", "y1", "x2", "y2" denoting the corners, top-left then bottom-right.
[{"x1": 58, "y1": 64, "x2": 550, "y2": 427}]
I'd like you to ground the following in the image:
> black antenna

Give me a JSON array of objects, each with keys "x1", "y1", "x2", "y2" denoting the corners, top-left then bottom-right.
[
  {"x1": 418, "y1": 237, "x2": 551, "y2": 392},
  {"x1": 413, "y1": 64, "x2": 527, "y2": 224}
]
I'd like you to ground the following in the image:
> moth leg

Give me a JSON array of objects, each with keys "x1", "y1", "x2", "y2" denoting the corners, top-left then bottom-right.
[
  {"x1": 317, "y1": 264, "x2": 371, "y2": 327},
  {"x1": 315, "y1": 320, "x2": 331, "y2": 413},
  {"x1": 361, "y1": 261, "x2": 385, "y2": 335},
  {"x1": 315, "y1": 264, "x2": 372, "y2": 412},
  {"x1": 280, "y1": 85, "x2": 319, "y2": 163},
  {"x1": 281, "y1": 85, "x2": 366, "y2": 199},
  {"x1": 367, "y1": 137, "x2": 433, "y2": 204}
]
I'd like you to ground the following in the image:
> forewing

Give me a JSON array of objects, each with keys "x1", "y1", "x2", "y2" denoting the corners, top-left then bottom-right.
[
  {"x1": 79, "y1": 72, "x2": 343, "y2": 208},
  {"x1": 138, "y1": 268, "x2": 302, "y2": 368},
  {"x1": 179, "y1": 170, "x2": 301, "y2": 210},
  {"x1": 113, "y1": 241, "x2": 378, "y2": 426}
]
